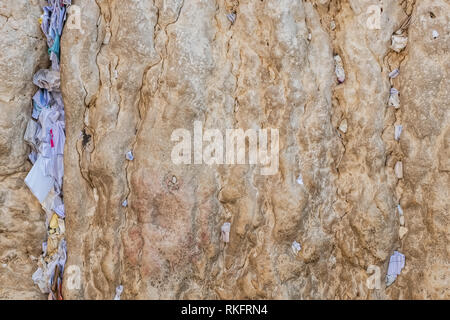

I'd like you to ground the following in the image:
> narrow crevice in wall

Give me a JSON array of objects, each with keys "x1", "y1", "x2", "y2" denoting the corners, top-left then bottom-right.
[{"x1": 24, "y1": 0, "x2": 71, "y2": 300}]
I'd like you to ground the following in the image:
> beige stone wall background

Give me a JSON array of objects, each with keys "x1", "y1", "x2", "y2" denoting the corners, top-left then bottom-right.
[
  {"x1": 0, "y1": 0, "x2": 48, "y2": 299},
  {"x1": 0, "y1": 0, "x2": 448, "y2": 299}
]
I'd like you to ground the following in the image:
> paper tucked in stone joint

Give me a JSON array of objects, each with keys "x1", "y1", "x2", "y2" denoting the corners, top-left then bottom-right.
[
  {"x1": 395, "y1": 125, "x2": 403, "y2": 141},
  {"x1": 226, "y1": 13, "x2": 236, "y2": 25},
  {"x1": 114, "y1": 285, "x2": 123, "y2": 300},
  {"x1": 389, "y1": 88, "x2": 400, "y2": 108},
  {"x1": 292, "y1": 241, "x2": 301, "y2": 255},
  {"x1": 389, "y1": 69, "x2": 400, "y2": 79},
  {"x1": 33, "y1": 69, "x2": 61, "y2": 92},
  {"x1": 24, "y1": 119, "x2": 40, "y2": 149},
  {"x1": 339, "y1": 119, "x2": 348, "y2": 133},
  {"x1": 397, "y1": 204, "x2": 404, "y2": 216},
  {"x1": 25, "y1": 156, "x2": 54, "y2": 204},
  {"x1": 399, "y1": 215, "x2": 405, "y2": 226},
  {"x1": 32, "y1": 239, "x2": 67, "y2": 294},
  {"x1": 126, "y1": 151, "x2": 134, "y2": 161},
  {"x1": 296, "y1": 174, "x2": 304, "y2": 185},
  {"x1": 334, "y1": 55, "x2": 345, "y2": 83},
  {"x1": 395, "y1": 161, "x2": 403, "y2": 179},
  {"x1": 386, "y1": 251, "x2": 405, "y2": 287},
  {"x1": 391, "y1": 34, "x2": 408, "y2": 52},
  {"x1": 221, "y1": 222, "x2": 231, "y2": 243},
  {"x1": 432, "y1": 30, "x2": 439, "y2": 39}
]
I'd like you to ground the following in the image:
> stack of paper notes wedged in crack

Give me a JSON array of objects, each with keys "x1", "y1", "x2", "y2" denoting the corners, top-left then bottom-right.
[{"x1": 26, "y1": 0, "x2": 71, "y2": 300}]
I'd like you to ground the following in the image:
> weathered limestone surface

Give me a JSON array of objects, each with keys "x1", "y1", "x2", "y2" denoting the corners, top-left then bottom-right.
[
  {"x1": 1, "y1": 0, "x2": 448, "y2": 299},
  {"x1": 0, "y1": 0, "x2": 48, "y2": 299},
  {"x1": 394, "y1": 0, "x2": 450, "y2": 299},
  {"x1": 58, "y1": 0, "x2": 448, "y2": 299}
]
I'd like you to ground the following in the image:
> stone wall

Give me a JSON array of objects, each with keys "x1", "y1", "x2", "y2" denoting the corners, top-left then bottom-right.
[
  {"x1": 0, "y1": 0, "x2": 447, "y2": 299},
  {"x1": 0, "y1": 0, "x2": 47, "y2": 300}
]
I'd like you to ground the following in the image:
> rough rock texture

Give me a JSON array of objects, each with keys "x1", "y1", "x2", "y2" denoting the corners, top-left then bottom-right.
[
  {"x1": 0, "y1": 0, "x2": 47, "y2": 299},
  {"x1": 394, "y1": 0, "x2": 450, "y2": 299},
  {"x1": 0, "y1": 0, "x2": 448, "y2": 300},
  {"x1": 57, "y1": 0, "x2": 449, "y2": 300}
]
